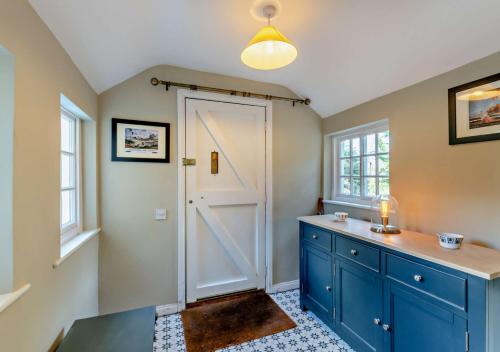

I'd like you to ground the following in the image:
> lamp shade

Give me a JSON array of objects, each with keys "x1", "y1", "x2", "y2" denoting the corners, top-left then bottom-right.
[{"x1": 241, "y1": 25, "x2": 297, "y2": 70}]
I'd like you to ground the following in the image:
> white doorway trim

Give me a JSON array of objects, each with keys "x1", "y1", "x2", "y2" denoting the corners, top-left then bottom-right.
[{"x1": 176, "y1": 89, "x2": 273, "y2": 311}]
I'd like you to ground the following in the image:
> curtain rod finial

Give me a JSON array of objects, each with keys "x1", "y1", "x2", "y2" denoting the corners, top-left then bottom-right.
[{"x1": 151, "y1": 77, "x2": 160, "y2": 86}]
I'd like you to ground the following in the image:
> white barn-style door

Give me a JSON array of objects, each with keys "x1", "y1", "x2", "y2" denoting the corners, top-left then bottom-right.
[{"x1": 185, "y1": 98, "x2": 267, "y2": 303}]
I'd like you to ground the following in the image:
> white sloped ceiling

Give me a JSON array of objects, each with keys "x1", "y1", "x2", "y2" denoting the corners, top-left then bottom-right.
[{"x1": 29, "y1": 0, "x2": 500, "y2": 117}]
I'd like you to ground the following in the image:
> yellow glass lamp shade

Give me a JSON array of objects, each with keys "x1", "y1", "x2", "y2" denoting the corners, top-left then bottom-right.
[{"x1": 241, "y1": 25, "x2": 297, "y2": 70}]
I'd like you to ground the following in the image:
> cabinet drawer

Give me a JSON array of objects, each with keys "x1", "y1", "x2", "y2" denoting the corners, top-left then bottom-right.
[
  {"x1": 336, "y1": 236, "x2": 380, "y2": 272},
  {"x1": 385, "y1": 254, "x2": 466, "y2": 310},
  {"x1": 303, "y1": 224, "x2": 332, "y2": 252}
]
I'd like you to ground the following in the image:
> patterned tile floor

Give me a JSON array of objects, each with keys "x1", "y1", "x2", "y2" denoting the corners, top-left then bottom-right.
[{"x1": 153, "y1": 289, "x2": 355, "y2": 352}]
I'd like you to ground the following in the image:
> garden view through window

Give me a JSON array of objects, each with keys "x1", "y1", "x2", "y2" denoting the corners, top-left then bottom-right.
[{"x1": 335, "y1": 128, "x2": 390, "y2": 202}]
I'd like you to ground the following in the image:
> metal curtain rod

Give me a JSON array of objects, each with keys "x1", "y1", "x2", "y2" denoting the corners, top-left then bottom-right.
[{"x1": 150, "y1": 77, "x2": 311, "y2": 106}]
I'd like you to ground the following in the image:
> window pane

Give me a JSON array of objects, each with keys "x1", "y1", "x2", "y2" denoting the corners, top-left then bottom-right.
[
  {"x1": 340, "y1": 159, "x2": 350, "y2": 176},
  {"x1": 364, "y1": 134, "x2": 376, "y2": 155},
  {"x1": 61, "y1": 189, "x2": 75, "y2": 227},
  {"x1": 378, "y1": 154, "x2": 389, "y2": 176},
  {"x1": 340, "y1": 177, "x2": 351, "y2": 195},
  {"x1": 340, "y1": 139, "x2": 350, "y2": 157},
  {"x1": 352, "y1": 157, "x2": 360, "y2": 176},
  {"x1": 379, "y1": 177, "x2": 390, "y2": 195},
  {"x1": 61, "y1": 115, "x2": 75, "y2": 153},
  {"x1": 363, "y1": 156, "x2": 376, "y2": 176},
  {"x1": 352, "y1": 177, "x2": 361, "y2": 196},
  {"x1": 61, "y1": 154, "x2": 75, "y2": 188},
  {"x1": 378, "y1": 131, "x2": 390, "y2": 153},
  {"x1": 352, "y1": 138, "x2": 360, "y2": 156},
  {"x1": 364, "y1": 177, "x2": 377, "y2": 197}
]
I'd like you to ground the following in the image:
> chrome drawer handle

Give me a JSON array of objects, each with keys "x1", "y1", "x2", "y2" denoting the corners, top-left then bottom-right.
[
  {"x1": 414, "y1": 274, "x2": 423, "y2": 282},
  {"x1": 350, "y1": 249, "x2": 358, "y2": 256},
  {"x1": 326, "y1": 286, "x2": 332, "y2": 292},
  {"x1": 312, "y1": 234, "x2": 319, "y2": 240},
  {"x1": 373, "y1": 318, "x2": 381, "y2": 325},
  {"x1": 382, "y1": 324, "x2": 391, "y2": 332}
]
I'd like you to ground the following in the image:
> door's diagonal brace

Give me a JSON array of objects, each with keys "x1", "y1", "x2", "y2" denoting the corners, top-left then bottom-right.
[{"x1": 197, "y1": 202, "x2": 256, "y2": 281}]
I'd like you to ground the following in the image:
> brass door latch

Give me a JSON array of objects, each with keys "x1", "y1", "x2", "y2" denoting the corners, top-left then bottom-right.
[{"x1": 182, "y1": 158, "x2": 196, "y2": 166}]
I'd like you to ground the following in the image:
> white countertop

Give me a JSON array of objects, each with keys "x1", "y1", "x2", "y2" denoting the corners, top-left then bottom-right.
[{"x1": 298, "y1": 215, "x2": 500, "y2": 280}]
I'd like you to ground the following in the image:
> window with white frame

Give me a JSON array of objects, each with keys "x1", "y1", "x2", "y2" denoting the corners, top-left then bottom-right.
[
  {"x1": 0, "y1": 45, "x2": 15, "y2": 293},
  {"x1": 60, "y1": 108, "x2": 81, "y2": 242},
  {"x1": 331, "y1": 121, "x2": 390, "y2": 205}
]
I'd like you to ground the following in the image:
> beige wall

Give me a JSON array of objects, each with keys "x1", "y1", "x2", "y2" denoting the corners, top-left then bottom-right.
[
  {"x1": 0, "y1": 1, "x2": 99, "y2": 351},
  {"x1": 99, "y1": 65, "x2": 322, "y2": 313},
  {"x1": 323, "y1": 51, "x2": 500, "y2": 249}
]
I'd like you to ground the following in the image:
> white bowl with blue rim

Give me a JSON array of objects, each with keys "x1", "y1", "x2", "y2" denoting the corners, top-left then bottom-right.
[{"x1": 437, "y1": 233, "x2": 464, "y2": 249}]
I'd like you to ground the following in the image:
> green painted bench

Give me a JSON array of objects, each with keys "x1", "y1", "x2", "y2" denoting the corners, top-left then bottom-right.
[{"x1": 57, "y1": 306, "x2": 156, "y2": 352}]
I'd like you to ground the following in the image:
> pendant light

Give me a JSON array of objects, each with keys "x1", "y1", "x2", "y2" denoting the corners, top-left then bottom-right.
[{"x1": 241, "y1": 5, "x2": 297, "y2": 70}]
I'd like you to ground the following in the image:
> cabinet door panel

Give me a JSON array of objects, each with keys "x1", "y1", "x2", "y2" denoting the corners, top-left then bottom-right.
[
  {"x1": 302, "y1": 244, "x2": 333, "y2": 323},
  {"x1": 389, "y1": 284, "x2": 466, "y2": 352},
  {"x1": 337, "y1": 260, "x2": 384, "y2": 352}
]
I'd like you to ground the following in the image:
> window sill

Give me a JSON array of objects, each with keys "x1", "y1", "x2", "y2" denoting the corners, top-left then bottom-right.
[
  {"x1": 323, "y1": 199, "x2": 372, "y2": 210},
  {"x1": 53, "y1": 228, "x2": 101, "y2": 269},
  {"x1": 0, "y1": 284, "x2": 31, "y2": 314}
]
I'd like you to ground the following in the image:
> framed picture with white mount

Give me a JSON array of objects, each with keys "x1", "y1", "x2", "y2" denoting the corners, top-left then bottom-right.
[
  {"x1": 449, "y1": 72, "x2": 500, "y2": 145},
  {"x1": 111, "y1": 118, "x2": 170, "y2": 163}
]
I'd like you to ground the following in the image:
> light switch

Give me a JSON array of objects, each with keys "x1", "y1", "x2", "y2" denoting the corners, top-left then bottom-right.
[{"x1": 155, "y1": 208, "x2": 167, "y2": 220}]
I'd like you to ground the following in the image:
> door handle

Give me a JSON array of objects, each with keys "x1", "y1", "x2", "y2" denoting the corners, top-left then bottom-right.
[
  {"x1": 325, "y1": 286, "x2": 332, "y2": 292},
  {"x1": 312, "y1": 234, "x2": 319, "y2": 240},
  {"x1": 373, "y1": 318, "x2": 381, "y2": 325},
  {"x1": 382, "y1": 324, "x2": 391, "y2": 332},
  {"x1": 350, "y1": 249, "x2": 358, "y2": 256},
  {"x1": 414, "y1": 274, "x2": 423, "y2": 282}
]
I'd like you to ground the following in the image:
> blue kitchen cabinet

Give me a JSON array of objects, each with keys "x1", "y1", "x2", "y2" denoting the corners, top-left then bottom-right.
[
  {"x1": 336, "y1": 259, "x2": 384, "y2": 352},
  {"x1": 300, "y1": 243, "x2": 334, "y2": 325},
  {"x1": 299, "y1": 220, "x2": 500, "y2": 352},
  {"x1": 387, "y1": 283, "x2": 467, "y2": 352}
]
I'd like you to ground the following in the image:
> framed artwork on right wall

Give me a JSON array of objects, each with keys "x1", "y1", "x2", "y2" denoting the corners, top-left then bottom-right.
[{"x1": 448, "y1": 72, "x2": 500, "y2": 145}]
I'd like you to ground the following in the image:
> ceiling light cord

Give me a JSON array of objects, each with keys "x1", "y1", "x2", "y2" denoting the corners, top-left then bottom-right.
[{"x1": 263, "y1": 4, "x2": 276, "y2": 26}]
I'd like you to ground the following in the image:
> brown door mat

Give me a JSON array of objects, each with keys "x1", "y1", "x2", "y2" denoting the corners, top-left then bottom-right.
[{"x1": 181, "y1": 290, "x2": 296, "y2": 352}]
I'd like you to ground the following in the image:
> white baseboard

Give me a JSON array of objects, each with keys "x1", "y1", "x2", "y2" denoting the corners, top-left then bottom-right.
[
  {"x1": 156, "y1": 303, "x2": 180, "y2": 317},
  {"x1": 270, "y1": 280, "x2": 299, "y2": 294}
]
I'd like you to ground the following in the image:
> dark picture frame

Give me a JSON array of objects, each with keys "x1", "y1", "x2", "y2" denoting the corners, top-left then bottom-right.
[
  {"x1": 111, "y1": 118, "x2": 170, "y2": 163},
  {"x1": 448, "y1": 73, "x2": 500, "y2": 145}
]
